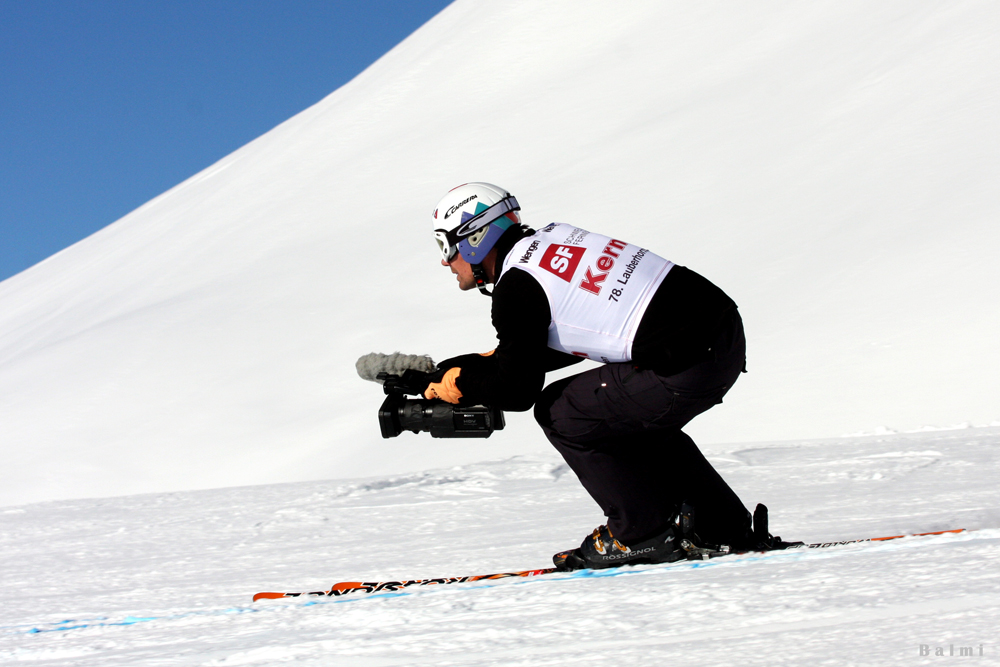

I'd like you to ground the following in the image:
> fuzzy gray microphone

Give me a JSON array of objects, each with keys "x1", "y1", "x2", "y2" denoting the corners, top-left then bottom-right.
[{"x1": 356, "y1": 352, "x2": 436, "y2": 383}]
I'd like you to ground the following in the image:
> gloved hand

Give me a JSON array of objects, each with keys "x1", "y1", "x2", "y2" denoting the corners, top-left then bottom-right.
[
  {"x1": 424, "y1": 367, "x2": 462, "y2": 404},
  {"x1": 416, "y1": 350, "x2": 497, "y2": 404},
  {"x1": 396, "y1": 369, "x2": 439, "y2": 396},
  {"x1": 397, "y1": 367, "x2": 464, "y2": 404}
]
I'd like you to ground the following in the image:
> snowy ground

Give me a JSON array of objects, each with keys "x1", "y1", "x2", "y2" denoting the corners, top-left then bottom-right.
[{"x1": 3, "y1": 426, "x2": 998, "y2": 665}]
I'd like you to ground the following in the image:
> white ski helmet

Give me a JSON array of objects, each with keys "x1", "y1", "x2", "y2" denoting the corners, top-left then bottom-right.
[{"x1": 432, "y1": 182, "x2": 520, "y2": 265}]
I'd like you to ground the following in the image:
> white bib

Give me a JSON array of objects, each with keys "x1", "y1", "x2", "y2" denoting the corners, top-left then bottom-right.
[{"x1": 499, "y1": 223, "x2": 673, "y2": 363}]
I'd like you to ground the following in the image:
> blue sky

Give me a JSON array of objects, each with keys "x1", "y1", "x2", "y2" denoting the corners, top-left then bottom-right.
[{"x1": 0, "y1": 0, "x2": 452, "y2": 283}]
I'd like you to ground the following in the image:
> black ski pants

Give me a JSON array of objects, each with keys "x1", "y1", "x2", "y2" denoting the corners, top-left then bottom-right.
[{"x1": 534, "y1": 311, "x2": 751, "y2": 547}]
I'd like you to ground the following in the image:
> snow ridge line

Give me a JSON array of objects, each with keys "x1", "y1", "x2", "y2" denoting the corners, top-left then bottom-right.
[{"x1": 7, "y1": 528, "x2": 989, "y2": 636}]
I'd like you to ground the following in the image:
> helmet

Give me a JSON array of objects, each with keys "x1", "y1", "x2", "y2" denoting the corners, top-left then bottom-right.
[{"x1": 432, "y1": 182, "x2": 520, "y2": 265}]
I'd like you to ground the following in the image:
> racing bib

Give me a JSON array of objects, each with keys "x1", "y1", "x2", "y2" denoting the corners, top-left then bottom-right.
[{"x1": 499, "y1": 223, "x2": 673, "y2": 363}]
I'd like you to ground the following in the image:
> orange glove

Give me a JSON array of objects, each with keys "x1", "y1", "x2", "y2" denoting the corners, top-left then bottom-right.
[{"x1": 424, "y1": 367, "x2": 463, "y2": 404}]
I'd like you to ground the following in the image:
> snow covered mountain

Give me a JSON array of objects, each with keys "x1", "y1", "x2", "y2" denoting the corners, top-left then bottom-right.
[{"x1": 2, "y1": 0, "x2": 999, "y2": 506}]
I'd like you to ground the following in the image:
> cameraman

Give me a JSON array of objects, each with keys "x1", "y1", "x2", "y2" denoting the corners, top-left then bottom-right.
[{"x1": 414, "y1": 182, "x2": 755, "y2": 570}]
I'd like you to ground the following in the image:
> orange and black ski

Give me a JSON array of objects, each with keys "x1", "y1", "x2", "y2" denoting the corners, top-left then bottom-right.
[
  {"x1": 253, "y1": 567, "x2": 557, "y2": 602},
  {"x1": 251, "y1": 528, "x2": 964, "y2": 602}
]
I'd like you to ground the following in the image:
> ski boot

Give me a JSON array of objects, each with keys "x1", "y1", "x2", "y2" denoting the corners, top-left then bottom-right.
[
  {"x1": 552, "y1": 523, "x2": 686, "y2": 571},
  {"x1": 553, "y1": 503, "x2": 731, "y2": 571}
]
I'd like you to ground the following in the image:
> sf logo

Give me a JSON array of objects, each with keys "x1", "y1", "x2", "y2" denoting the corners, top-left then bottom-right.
[{"x1": 539, "y1": 244, "x2": 584, "y2": 282}]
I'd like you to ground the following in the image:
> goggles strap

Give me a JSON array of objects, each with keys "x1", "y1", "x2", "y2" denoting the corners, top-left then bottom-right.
[{"x1": 441, "y1": 195, "x2": 519, "y2": 248}]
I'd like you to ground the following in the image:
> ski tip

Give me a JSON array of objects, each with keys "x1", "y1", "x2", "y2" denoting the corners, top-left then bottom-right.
[
  {"x1": 252, "y1": 592, "x2": 288, "y2": 602},
  {"x1": 329, "y1": 581, "x2": 364, "y2": 593}
]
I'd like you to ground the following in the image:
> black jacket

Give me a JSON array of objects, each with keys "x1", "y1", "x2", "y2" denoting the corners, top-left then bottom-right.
[{"x1": 447, "y1": 226, "x2": 737, "y2": 412}]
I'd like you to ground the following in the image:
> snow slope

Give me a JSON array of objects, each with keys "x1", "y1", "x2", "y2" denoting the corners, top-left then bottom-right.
[
  {"x1": 2, "y1": 1, "x2": 1000, "y2": 506},
  {"x1": 2, "y1": 427, "x2": 998, "y2": 665}
]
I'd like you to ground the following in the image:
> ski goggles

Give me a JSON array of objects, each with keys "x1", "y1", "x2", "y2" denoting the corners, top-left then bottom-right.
[
  {"x1": 434, "y1": 228, "x2": 460, "y2": 262},
  {"x1": 434, "y1": 195, "x2": 519, "y2": 262}
]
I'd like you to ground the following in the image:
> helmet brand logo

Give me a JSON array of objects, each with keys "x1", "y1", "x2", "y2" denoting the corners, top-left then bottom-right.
[
  {"x1": 540, "y1": 244, "x2": 584, "y2": 283},
  {"x1": 444, "y1": 195, "x2": 477, "y2": 220}
]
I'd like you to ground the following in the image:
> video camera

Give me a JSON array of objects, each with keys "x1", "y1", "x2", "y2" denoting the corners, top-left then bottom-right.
[{"x1": 376, "y1": 372, "x2": 505, "y2": 439}]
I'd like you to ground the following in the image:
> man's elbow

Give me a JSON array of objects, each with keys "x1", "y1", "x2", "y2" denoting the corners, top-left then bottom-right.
[{"x1": 498, "y1": 392, "x2": 540, "y2": 413}]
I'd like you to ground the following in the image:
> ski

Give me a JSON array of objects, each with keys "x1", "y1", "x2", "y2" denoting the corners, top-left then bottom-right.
[
  {"x1": 252, "y1": 567, "x2": 557, "y2": 602},
  {"x1": 251, "y1": 528, "x2": 964, "y2": 602}
]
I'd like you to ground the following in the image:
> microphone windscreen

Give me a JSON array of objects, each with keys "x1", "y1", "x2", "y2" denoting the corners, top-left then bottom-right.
[{"x1": 356, "y1": 352, "x2": 436, "y2": 383}]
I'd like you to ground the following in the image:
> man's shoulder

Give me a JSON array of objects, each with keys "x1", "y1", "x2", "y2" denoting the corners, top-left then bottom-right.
[
  {"x1": 492, "y1": 265, "x2": 550, "y2": 323},
  {"x1": 495, "y1": 264, "x2": 542, "y2": 294}
]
